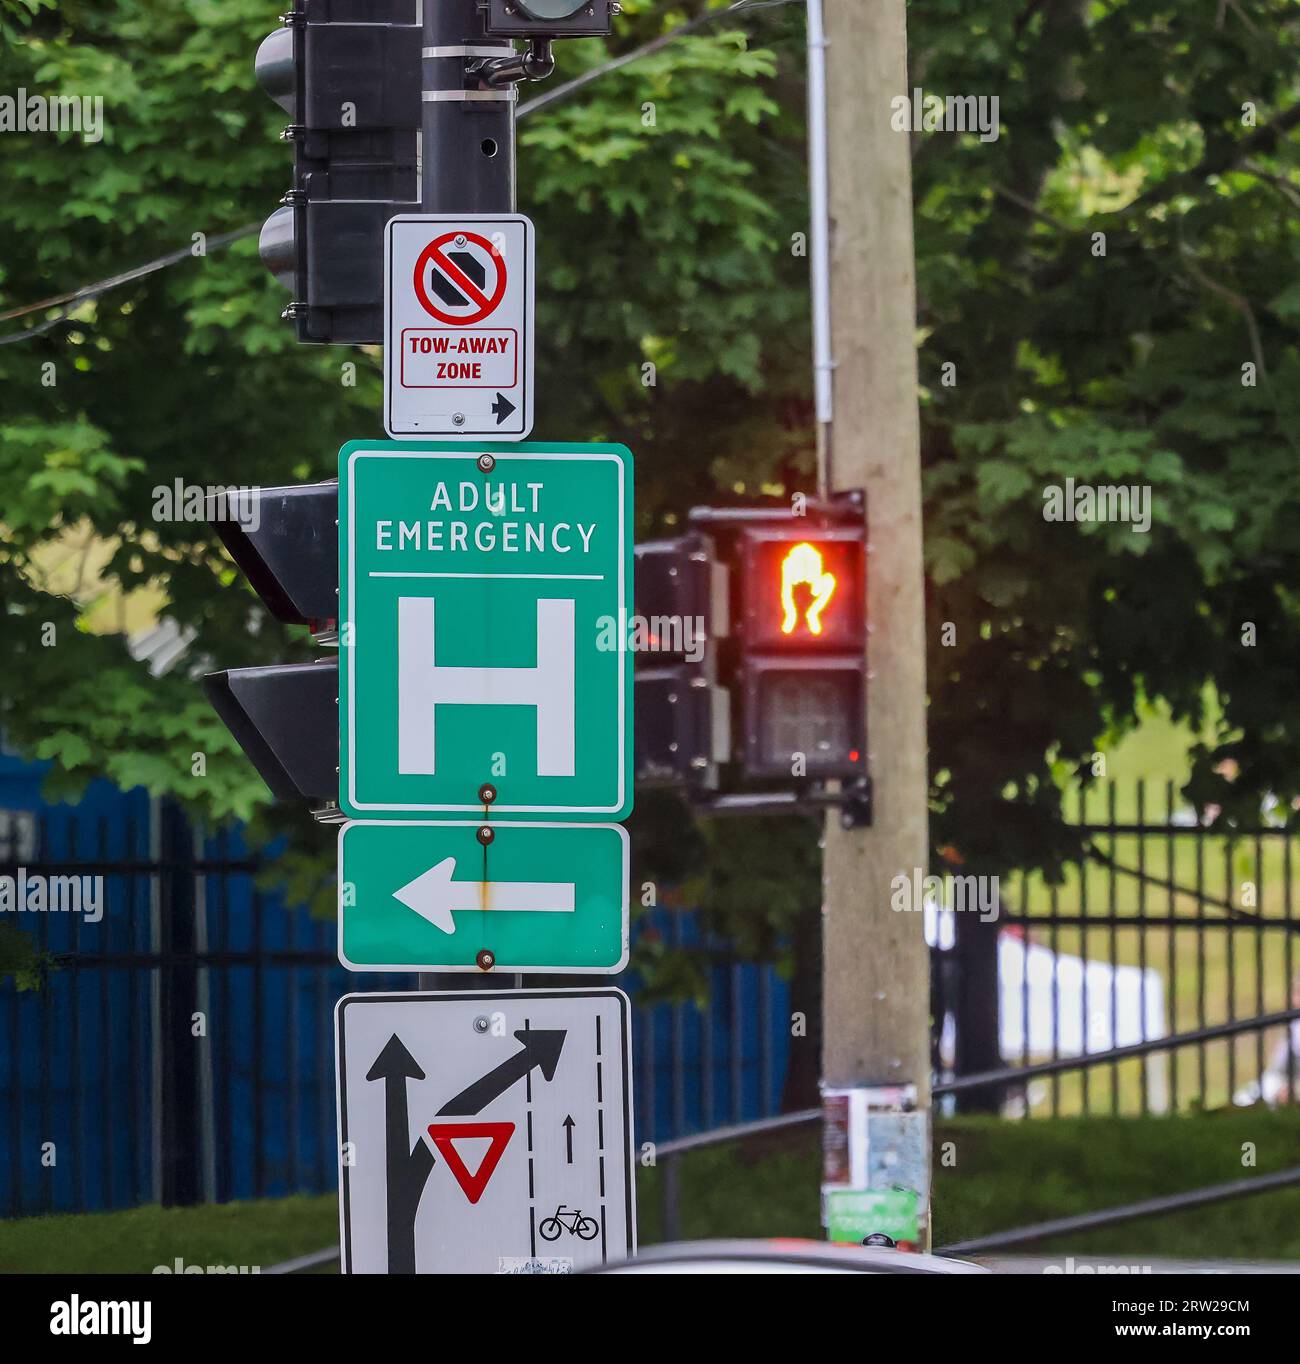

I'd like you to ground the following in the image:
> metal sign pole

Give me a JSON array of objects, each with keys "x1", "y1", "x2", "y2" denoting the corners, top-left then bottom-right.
[
  {"x1": 420, "y1": 0, "x2": 517, "y2": 990},
  {"x1": 421, "y1": 0, "x2": 517, "y2": 215}
]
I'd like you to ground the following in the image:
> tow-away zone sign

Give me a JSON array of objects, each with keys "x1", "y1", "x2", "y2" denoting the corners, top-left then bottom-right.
[{"x1": 384, "y1": 214, "x2": 534, "y2": 442}]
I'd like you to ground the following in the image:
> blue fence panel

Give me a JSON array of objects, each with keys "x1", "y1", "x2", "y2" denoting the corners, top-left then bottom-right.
[
  {"x1": 0, "y1": 754, "x2": 793, "y2": 1216},
  {"x1": 629, "y1": 904, "x2": 791, "y2": 1147},
  {"x1": 197, "y1": 824, "x2": 419, "y2": 1206},
  {"x1": 0, "y1": 756, "x2": 155, "y2": 1216}
]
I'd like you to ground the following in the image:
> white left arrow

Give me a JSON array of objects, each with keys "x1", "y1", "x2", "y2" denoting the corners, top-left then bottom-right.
[{"x1": 391, "y1": 857, "x2": 576, "y2": 935}]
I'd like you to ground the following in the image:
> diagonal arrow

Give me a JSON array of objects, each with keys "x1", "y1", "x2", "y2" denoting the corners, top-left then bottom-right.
[
  {"x1": 367, "y1": 1034, "x2": 436, "y2": 1275},
  {"x1": 436, "y1": 1027, "x2": 566, "y2": 1117},
  {"x1": 392, "y1": 857, "x2": 574, "y2": 935}
]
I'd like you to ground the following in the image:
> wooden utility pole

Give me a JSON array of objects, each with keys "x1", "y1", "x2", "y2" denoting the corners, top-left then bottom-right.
[{"x1": 818, "y1": 0, "x2": 932, "y2": 1234}]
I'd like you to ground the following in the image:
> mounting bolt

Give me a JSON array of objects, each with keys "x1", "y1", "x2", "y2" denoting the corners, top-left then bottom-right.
[
  {"x1": 477, "y1": 452, "x2": 495, "y2": 473},
  {"x1": 473, "y1": 1015, "x2": 490, "y2": 1034},
  {"x1": 478, "y1": 782, "x2": 497, "y2": 805},
  {"x1": 476, "y1": 948, "x2": 496, "y2": 971},
  {"x1": 476, "y1": 825, "x2": 495, "y2": 846},
  {"x1": 452, "y1": 412, "x2": 466, "y2": 427}
]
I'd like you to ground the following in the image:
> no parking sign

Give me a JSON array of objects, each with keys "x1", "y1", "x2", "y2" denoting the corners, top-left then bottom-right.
[{"x1": 384, "y1": 213, "x2": 535, "y2": 441}]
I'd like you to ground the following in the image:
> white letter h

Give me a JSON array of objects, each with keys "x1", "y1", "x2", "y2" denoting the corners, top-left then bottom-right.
[{"x1": 397, "y1": 596, "x2": 576, "y2": 776}]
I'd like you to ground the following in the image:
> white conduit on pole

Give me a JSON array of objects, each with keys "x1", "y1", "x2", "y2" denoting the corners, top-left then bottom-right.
[{"x1": 806, "y1": 0, "x2": 834, "y2": 496}]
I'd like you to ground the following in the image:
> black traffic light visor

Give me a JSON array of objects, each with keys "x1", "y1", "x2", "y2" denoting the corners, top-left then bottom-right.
[
  {"x1": 203, "y1": 660, "x2": 339, "y2": 802},
  {"x1": 207, "y1": 482, "x2": 339, "y2": 626}
]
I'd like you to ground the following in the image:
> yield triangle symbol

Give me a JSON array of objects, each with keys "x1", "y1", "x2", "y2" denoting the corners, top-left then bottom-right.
[{"x1": 427, "y1": 1121, "x2": 515, "y2": 1204}]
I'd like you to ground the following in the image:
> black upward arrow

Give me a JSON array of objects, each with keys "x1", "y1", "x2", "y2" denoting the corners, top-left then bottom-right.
[
  {"x1": 562, "y1": 1114, "x2": 575, "y2": 1164},
  {"x1": 436, "y1": 1028, "x2": 566, "y2": 1117},
  {"x1": 366, "y1": 1034, "x2": 436, "y2": 1275}
]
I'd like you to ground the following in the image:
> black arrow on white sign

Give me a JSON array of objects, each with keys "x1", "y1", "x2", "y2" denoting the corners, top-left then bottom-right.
[
  {"x1": 366, "y1": 1034, "x2": 436, "y2": 1275},
  {"x1": 562, "y1": 1114, "x2": 575, "y2": 1164},
  {"x1": 491, "y1": 392, "x2": 516, "y2": 425},
  {"x1": 436, "y1": 1028, "x2": 566, "y2": 1117}
]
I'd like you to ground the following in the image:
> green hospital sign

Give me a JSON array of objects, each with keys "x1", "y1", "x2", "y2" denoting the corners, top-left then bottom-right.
[{"x1": 339, "y1": 440, "x2": 633, "y2": 820}]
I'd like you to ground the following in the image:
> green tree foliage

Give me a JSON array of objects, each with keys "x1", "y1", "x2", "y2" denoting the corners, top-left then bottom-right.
[
  {"x1": 0, "y1": 0, "x2": 812, "y2": 972},
  {"x1": 2, "y1": 0, "x2": 1299, "y2": 990},
  {"x1": 911, "y1": 0, "x2": 1300, "y2": 874}
]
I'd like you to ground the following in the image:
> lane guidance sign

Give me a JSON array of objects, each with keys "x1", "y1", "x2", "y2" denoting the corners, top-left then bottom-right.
[{"x1": 336, "y1": 989, "x2": 635, "y2": 1274}]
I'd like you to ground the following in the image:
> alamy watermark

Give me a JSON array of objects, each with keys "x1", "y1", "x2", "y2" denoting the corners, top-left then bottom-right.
[
  {"x1": 891, "y1": 867, "x2": 1000, "y2": 923},
  {"x1": 891, "y1": 87, "x2": 1000, "y2": 143},
  {"x1": 152, "y1": 1258, "x2": 261, "y2": 1275},
  {"x1": 49, "y1": 1297, "x2": 150, "y2": 1344},
  {"x1": 152, "y1": 480, "x2": 261, "y2": 531},
  {"x1": 0, "y1": 869, "x2": 103, "y2": 923},
  {"x1": 595, "y1": 612, "x2": 705, "y2": 663},
  {"x1": 1043, "y1": 1256, "x2": 1153, "y2": 1275},
  {"x1": 1042, "y1": 478, "x2": 1152, "y2": 533},
  {"x1": 1, "y1": 90, "x2": 103, "y2": 143}
]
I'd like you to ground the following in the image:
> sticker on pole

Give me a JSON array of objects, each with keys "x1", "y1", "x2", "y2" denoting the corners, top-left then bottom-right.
[
  {"x1": 384, "y1": 214, "x2": 534, "y2": 441},
  {"x1": 335, "y1": 989, "x2": 635, "y2": 1274}
]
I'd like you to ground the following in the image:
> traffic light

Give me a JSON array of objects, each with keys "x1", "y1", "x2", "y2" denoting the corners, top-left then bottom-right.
[
  {"x1": 482, "y1": 0, "x2": 615, "y2": 39},
  {"x1": 632, "y1": 534, "x2": 729, "y2": 790},
  {"x1": 735, "y1": 522, "x2": 867, "y2": 781},
  {"x1": 203, "y1": 486, "x2": 340, "y2": 810},
  {"x1": 204, "y1": 661, "x2": 339, "y2": 802},
  {"x1": 205, "y1": 484, "x2": 338, "y2": 629},
  {"x1": 255, "y1": 0, "x2": 421, "y2": 344}
]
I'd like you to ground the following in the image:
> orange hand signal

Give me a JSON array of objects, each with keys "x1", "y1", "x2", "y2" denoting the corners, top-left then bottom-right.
[{"x1": 780, "y1": 542, "x2": 837, "y2": 635}]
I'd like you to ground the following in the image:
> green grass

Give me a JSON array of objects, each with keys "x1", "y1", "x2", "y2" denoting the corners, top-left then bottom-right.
[
  {"x1": 932, "y1": 1110, "x2": 1300, "y2": 1259},
  {"x1": 0, "y1": 1194, "x2": 338, "y2": 1274},
  {"x1": 636, "y1": 1110, "x2": 1300, "y2": 1260},
  {"x1": 3, "y1": 1111, "x2": 1296, "y2": 1270}
]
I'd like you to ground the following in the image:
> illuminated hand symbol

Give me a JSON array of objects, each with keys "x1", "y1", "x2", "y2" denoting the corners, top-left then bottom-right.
[{"x1": 780, "y1": 542, "x2": 837, "y2": 636}]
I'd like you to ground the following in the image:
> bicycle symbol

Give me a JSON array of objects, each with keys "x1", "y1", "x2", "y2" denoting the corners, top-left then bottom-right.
[{"x1": 538, "y1": 1204, "x2": 600, "y2": 1242}]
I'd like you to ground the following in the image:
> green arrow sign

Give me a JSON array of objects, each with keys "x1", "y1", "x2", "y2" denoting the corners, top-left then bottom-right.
[
  {"x1": 339, "y1": 821, "x2": 629, "y2": 973},
  {"x1": 338, "y1": 440, "x2": 632, "y2": 820}
]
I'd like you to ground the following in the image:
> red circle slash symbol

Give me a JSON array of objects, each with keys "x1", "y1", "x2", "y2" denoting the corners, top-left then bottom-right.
[{"x1": 413, "y1": 231, "x2": 507, "y2": 326}]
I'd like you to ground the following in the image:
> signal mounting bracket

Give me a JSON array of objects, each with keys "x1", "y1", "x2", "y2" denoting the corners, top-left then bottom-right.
[{"x1": 689, "y1": 775, "x2": 873, "y2": 827}]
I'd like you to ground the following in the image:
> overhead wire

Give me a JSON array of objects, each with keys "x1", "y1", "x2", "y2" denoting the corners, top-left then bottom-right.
[{"x1": 0, "y1": 0, "x2": 803, "y2": 346}]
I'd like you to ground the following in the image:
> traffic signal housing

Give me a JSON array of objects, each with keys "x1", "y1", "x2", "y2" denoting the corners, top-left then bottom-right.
[
  {"x1": 632, "y1": 534, "x2": 729, "y2": 790},
  {"x1": 204, "y1": 661, "x2": 339, "y2": 803},
  {"x1": 482, "y1": 0, "x2": 615, "y2": 38},
  {"x1": 735, "y1": 522, "x2": 867, "y2": 781},
  {"x1": 203, "y1": 486, "x2": 341, "y2": 811},
  {"x1": 207, "y1": 484, "x2": 339, "y2": 629},
  {"x1": 256, "y1": 0, "x2": 421, "y2": 344}
]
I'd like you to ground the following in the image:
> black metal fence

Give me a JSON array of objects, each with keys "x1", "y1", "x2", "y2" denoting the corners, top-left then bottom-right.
[
  {"x1": 935, "y1": 779, "x2": 1300, "y2": 1117},
  {"x1": 8, "y1": 774, "x2": 1298, "y2": 1218},
  {"x1": 0, "y1": 796, "x2": 792, "y2": 1218},
  {"x1": 0, "y1": 801, "x2": 412, "y2": 1217}
]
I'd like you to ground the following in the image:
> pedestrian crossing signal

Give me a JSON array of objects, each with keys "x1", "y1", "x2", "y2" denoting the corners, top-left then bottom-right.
[
  {"x1": 741, "y1": 525, "x2": 864, "y2": 653},
  {"x1": 736, "y1": 520, "x2": 866, "y2": 781}
]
